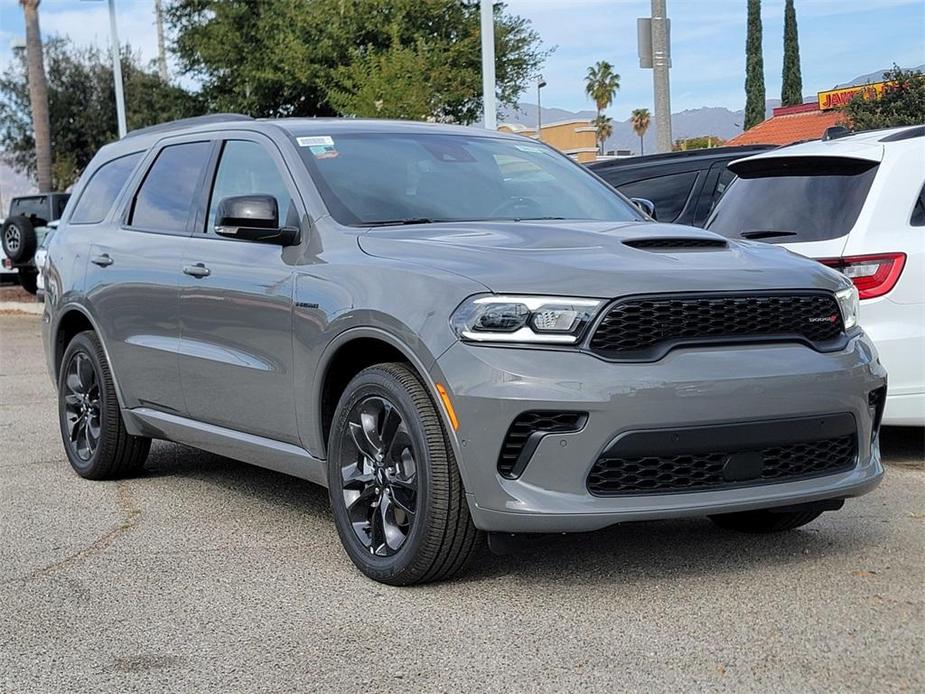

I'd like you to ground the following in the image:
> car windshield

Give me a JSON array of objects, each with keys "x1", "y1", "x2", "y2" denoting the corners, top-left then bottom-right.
[
  {"x1": 706, "y1": 156, "x2": 879, "y2": 243},
  {"x1": 294, "y1": 131, "x2": 642, "y2": 226}
]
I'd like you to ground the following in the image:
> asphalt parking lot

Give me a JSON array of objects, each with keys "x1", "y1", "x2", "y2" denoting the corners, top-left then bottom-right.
[{"x1": 1, "y1": 310, "x2": 922, "y2": 693}]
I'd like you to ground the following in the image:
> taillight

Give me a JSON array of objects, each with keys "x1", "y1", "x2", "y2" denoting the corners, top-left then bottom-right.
[{"x1": 817, "y1": 253, "x2": 906, "y2": 300}]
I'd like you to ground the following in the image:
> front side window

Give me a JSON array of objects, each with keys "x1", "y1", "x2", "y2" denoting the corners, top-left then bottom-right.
[
  {"x1": 207, "y1": 140, "x2": 293, "y2": 232},
  {"x1": 617, "y1": 171, "x2": 699, "y2": 222},
  {"x1": 70, "y1": 152, "x2": 144, "y2": 224},
  {"x1": 707, "y1": 156, "x2": 879, "y2": 243},
  {"x1": 130, "y1": 141, "x2": 212, "y2": 232},
  {"x1": 294, "y1": 132, "x2": 642, "y2": 226}
]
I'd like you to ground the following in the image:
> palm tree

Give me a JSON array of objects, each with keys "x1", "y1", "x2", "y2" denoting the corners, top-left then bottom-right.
[
  {"x1": 631, "y1": 108, "x2": 651, "y2": 155},
  {"x1": 19, "y1": 0, "x2": 52, "y2": 192},
  {"x1": 584, "y1": 61, "x2": 621, "y2": 121},
  {"x1": 591, "y1": 114, "x2": 613, "y2": 155}
]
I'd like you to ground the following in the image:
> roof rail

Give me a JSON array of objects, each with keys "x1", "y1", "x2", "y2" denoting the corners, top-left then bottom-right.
[
  {"x1": 879, "y1": 125, "x2": 925, "y2": 142},
  {"x1": 124, "y1": 113, "x2": 254, "y2": 139}
]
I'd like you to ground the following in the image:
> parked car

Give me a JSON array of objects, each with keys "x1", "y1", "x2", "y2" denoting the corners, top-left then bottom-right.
[
  {"x1": 43, "y1": 115, "x2": 885, "y2": 584},
  {"x1": 586, "y1": 145, "x2": 776, "y2": 226},
  {"x1": 707, "y1": 125, "x2": 924, "y2": 426},
  {"x1": 34, "y1": 220, "x2": 58, "y2": 302},
  {"x1": 1, "y1": 193, "x2": 70, "y2": 294}
]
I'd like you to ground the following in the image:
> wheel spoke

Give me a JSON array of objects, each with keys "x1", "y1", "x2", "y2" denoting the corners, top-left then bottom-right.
[
  {"x1": 66, "y1": 371, "x2": 82, "y2": 395},
  {"x1": 349, "y1": 417, "x2": 380, "y2": 461},
  {"x1": 369, "y1": 495, "x2": 386, "y2": 555},
  {"x1": 379, "y1": 403, "x2": 401, "y2": 456},
  {"x1": 77, "y1": 354, "x2": 94, "y2": 390},
  {"x1": 388, "y1": 486, "x2": 416, "y2": 521},
  {"x1": 345, "y1": 484, "x2": 378, "y2": 521},
  {"x1": 341, "y1": 461, "x2": 374, "y2": 490},
  {"x1": 380, "y1": 493, "x2": 407, "y2": 551}
]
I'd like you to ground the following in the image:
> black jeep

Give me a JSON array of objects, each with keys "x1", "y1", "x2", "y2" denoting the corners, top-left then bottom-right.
[{"x1": 1, "y1": 193, "x2": 70, "y2": 293}]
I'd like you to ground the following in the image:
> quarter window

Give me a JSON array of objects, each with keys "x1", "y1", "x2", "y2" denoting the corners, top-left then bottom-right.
[
  {"x1": 207, "y1": 140, "x2": 292, "y2": 232},
  {"x1": 130, "y1": 141, "x2": 212, "y2": 233},
  {"x1": 911, "y1": 183, "x2": 925, "y2": 226},
  {"x1": 70, "y1": 152, "x2": 143, "y2": 224}
]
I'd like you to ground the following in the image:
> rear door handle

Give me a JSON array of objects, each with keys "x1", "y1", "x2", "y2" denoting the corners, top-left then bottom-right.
[
  {"x1": 183, "y1": 262, "x2": 211, "y2": 278},
  {"x1": 90, "y1": 253, "x2": 113, "y2": 267}
]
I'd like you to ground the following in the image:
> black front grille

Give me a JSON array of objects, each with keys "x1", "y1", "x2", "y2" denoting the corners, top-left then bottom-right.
[
  {"x1": 588, "y1": 433, "x2": 857, "y2": 496},
  {"x1": 624, "y1": 237, "x2": 727, "y2": 250},
  {"x1": 588, "y1": 292, "x2": 845, "y2": 360},
  {"x1": 498, "y1": 411, "x2": 586, "y2": 479}
]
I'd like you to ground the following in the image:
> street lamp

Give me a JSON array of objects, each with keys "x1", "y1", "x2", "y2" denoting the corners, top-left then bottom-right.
[
  {"x1": 81, "y1": 0, "x2": 127, "y2": 138},
  {"x1": 536, "y1": 76, "x2": 547, "y2": 141},
  {"x1": 11, "y1": 37, "x2": 26, "y2": 57}
]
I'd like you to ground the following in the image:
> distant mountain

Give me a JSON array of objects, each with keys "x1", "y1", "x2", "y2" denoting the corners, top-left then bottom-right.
[{"x1": 836, "y1": 64, "x2": 923, "y2": 88}]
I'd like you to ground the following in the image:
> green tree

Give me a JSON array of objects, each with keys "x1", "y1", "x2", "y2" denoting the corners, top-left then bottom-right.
[
  {"x1": 166, "y1": 0, "x2": 548, "y2": 124},
  {"x1": 781, "y1": 0, "x2": 803, "y2": 106},
  {"x1": 630, "y1": 107, "x2": 650, "y2": 155},
  {"x1": 672, "y1": 135, "x2": 726, "y2": 151},
  {"x1": 584, "y1": 60, "x2": 620, "y2": 119},
  {"x1": 591, "y1": 113, "x2": 613, "y2": 154},
  {"x1": 0, "y1": 38, "x2": 203, "y2": 189},
  {"x1": 842, "y1": 65, "x2": 925, "y2": 130},
  {"x1": 744, "y1": 0, "x2": 765, "y2": 129}
]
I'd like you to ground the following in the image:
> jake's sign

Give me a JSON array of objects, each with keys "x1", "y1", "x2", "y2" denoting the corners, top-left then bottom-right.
[{"x1": 817, "y1": 81, "x2": 892, "y2": 110}]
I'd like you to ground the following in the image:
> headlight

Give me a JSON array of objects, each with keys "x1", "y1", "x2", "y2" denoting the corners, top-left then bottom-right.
[
  {"x1": 451, "y1": 295, "x2": 604, "y2": 344},
  {"x1": 835, "y1": 285, "x2": 859, "y2": 330}
]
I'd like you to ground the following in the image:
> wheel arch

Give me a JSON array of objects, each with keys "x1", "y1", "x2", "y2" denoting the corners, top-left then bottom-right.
[
  {"x1": 53, "y1": 304, "x2": 127, "y2": 409},
  {"x1": 313, "y1": 327, "x2": 450, "y2": 458}
]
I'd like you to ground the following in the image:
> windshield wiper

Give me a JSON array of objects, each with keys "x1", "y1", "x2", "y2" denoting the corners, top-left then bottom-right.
[
  {"x1": 740, "y1": 229, "x2": 800, "y2": 240},
  {"x1": 363, "y1": 218, "x2": 436, "y2": 227}
]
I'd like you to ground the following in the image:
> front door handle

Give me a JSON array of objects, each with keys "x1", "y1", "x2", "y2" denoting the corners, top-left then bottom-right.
[
  {"x1": 90, "y1": 253, "x2": 113, "y2": 267},
  {"x1": 183, "y1": 262, "x2": 211, "y2": 278}
]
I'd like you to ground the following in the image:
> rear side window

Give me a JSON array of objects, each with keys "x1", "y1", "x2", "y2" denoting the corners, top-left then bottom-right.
[
  {"x1": 911, "y1": 183, "x2": 925, "y2": 226},
  {"x1": 130, "y1": 141, "x2": 212, "y2": 233},
  {"x1": 69, "y1": 152, "x2": 143, "y2": 224},
  {"x1": 707, "y1": 156, "x2": 878, "y2": 243},
  {"x1": 617, "y1": 171, "x2": 699, "y2": 222}
]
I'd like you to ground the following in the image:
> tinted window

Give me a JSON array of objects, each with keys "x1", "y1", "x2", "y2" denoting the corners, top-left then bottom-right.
[
  {"x1": 130, "y1": 142, "x2": 212, "y2": 232},
  {"x1": 707, "y1": 157, "x2": 878, "y2": 243},
  {"x1": 295, "y1": 133, "x2": 641, "y2": 226},
  {"x1": 69, "y1": 152, "x2": 143, "y2": 224},
  {"x1": 712, "y1": 167, "x2": 736, "y2": 210},
  {"x1": 207, "y1": 140, "x2": 292, "y2": 232},
  {"x1": 617, "y1": 171, "x2": 699, "y2": 222},
  {"x1": 911, "y1": 183, "x2": 925, "y2": 226}
]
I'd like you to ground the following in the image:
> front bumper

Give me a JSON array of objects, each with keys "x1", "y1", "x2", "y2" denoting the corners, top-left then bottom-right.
[{"x1": 432, "y1": 335, "x2": 887, "y2": 533}]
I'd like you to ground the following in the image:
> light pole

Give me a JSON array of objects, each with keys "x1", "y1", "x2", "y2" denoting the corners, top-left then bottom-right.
[
  {"x1": 82, "y1": 0, "x2": 127, "y2": 138},
  {"x1": 479, "y1": 0, "x2": 497, "y2": 130},
  {"x1": 536, "y1": 76, "x2": 547, "y2": 140},
  {"x1": 650, "y1": 0, "x2": 672, "y2": 153}
]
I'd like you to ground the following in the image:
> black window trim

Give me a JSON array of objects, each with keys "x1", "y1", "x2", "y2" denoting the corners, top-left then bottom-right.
[
  {"x1": 195, "y1": 132, "x2": 305, "y2": 241},
  {"x1": 120, "y1": 136, "x2": 219, "y2": 238},
  {"x1": 66, "y1": 150, "x2": 146, "y2": 226},
  {"x1": 910, "y1": 181, "x2": 925, "y2": 227}
]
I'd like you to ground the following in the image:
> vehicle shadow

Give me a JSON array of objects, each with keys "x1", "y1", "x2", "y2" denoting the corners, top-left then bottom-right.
[
  {"x1": 880, "y1": 425, "x2": 924, "y2": 467},
  {"x1": 139, "y1": 439, "x2": 889, "y2": 586}
]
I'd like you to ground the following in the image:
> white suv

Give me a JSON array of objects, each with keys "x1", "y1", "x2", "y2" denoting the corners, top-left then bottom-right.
[{"x1": 707, "y1": 125, "x2": 924, "y2": 426}]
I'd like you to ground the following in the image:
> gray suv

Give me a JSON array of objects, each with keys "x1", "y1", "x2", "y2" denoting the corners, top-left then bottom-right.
[{"x1": 43, "y1": 115, "x2": 886, "y2": 584}]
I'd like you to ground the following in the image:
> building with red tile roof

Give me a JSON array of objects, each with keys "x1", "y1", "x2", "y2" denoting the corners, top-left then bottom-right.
[{"x1": 727, "y1": 102, "x2": 846, "y2": 146}]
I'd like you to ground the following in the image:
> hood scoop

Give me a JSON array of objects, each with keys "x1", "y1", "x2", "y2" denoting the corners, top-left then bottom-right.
[{"x1": 623, "y1": 237, "x2": 727, "y2": 251}]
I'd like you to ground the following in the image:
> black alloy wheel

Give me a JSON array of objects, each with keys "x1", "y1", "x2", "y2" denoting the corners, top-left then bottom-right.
[{"x1": 63, "y1": 351, "x2": 102, "y2": 462}]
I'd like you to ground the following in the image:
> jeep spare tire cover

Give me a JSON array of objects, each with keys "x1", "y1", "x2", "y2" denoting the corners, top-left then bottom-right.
[{"x1": 1, "y1": 215, "x2": 37, "y2": 263}]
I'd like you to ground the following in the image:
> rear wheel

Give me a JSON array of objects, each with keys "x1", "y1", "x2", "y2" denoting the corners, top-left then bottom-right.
[
  {"x1": 709, "y1": 508, "x2": 825, "y2": 533},
  {"x1": 327, "y1": 363, "x2": 481, "y2": 585},
  {"x1": 58, "y1": 331, "x2": 150, "y2": 480}
]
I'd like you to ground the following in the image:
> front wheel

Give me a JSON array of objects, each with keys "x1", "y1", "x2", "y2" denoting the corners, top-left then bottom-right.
[{"x1": 327, "y1": 363, "x2": 482, "y2": 585}]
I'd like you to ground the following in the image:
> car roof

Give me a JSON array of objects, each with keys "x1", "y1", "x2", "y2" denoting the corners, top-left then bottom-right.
[
  {"x1": 587, "y1": 145, "x2": 776, "y2": 170},
  {"x1": 729, "y1": 124, "x2": 924, "y2": 167}
]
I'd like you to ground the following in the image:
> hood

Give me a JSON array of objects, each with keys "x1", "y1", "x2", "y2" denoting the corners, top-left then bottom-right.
[{"x1": 358, "y1": 220, "x2": 846, "y2": 297}]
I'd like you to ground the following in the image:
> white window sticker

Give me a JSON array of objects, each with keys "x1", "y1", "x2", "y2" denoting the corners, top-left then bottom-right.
[
  {"x1": 297, "y1": 135, "x2": 335, "y2": 147},
  {"x1": 515, "y1": 144, "x2": 549, "y2": 154}
]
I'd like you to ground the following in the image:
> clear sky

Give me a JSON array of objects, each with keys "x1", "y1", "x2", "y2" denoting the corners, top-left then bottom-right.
[{"x1": 0, "y1": 0, "x2": 923, "y2": 119}]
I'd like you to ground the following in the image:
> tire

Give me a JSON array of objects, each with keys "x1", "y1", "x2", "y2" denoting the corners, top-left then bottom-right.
[
  {"x1": 58, "y1": 330, "x2": 151, "y2": 480},
  {"x1": 18, "y1": 269, "x2": 38, "y2": 295},
  {"x1": 1, "y1": 215, "x2": 37, "y2": 263},
  {"x1": 327, "y1": 362, "x2": 482, "y2": 585},
  {"x1": 709, "y1": 508, "x2": 825, "y2": 533}
]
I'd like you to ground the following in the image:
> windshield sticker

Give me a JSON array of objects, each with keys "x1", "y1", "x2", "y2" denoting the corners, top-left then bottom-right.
[
  {"x1": 297, "y1": 135, "x2": 334, "y2": 147},
  {"x1": 310, "y1": 145, "x2": 338, "y2": 159}
]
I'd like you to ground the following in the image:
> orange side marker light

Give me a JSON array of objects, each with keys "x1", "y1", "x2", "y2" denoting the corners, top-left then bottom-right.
[{"x1": 435, "y1": 383, "x2": 459, "y2": 431}]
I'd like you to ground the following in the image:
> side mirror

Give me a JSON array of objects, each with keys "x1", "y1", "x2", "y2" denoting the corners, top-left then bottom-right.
[
  {"x1": 214, "y1": 195, "x2": 300, "y2": 246},
  {"x1": 631, "y1": 197, "x2": 657, "y2": 220}
]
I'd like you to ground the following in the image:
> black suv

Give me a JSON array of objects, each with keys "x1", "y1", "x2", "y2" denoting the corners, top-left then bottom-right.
[
  {"x1": 587, "y1": 145, "x2": 774, "y2": 227},
  {"x1": 1, "y1": 193, "x2": 70, "y2": 293}
]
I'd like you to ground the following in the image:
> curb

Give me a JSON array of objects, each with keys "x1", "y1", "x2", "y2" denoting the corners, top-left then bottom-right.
[{"x1": 0, "y1": 301, "x2": 43, "y2": 315}]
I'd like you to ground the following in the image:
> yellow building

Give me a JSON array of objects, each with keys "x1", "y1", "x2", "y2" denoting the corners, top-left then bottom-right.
[{"x1": 497, "y1": 119, "x2": 599, "y2": 163}]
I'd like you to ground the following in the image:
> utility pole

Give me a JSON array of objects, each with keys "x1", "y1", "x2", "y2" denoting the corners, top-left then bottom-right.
[
  {"x1": 107, "y1": 0, "x2": 127, "y2": 138},
  {"x1": 536, "y1": 76, "x2": 546, "y2": 140},
  {"x1": 479, "y1": 0, "x2": 496, "y2": 130},
  {"x1": 154, "y1": 0, "x2": 168, "y2": 82},
  {"x1": 650, "y1": 0, "x2": 672, "y2": 153}
]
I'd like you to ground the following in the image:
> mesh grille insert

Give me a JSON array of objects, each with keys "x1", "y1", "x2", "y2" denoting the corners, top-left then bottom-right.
[
  {"x1": 588, "y1": 433, "x2": 857, "y2": 496},
  {"x1": 589, "y1": 293, "x2": 845, "y2": 360},
  {"x1": 624, "y1": 237, "x2": 727, "y2": 250}
]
